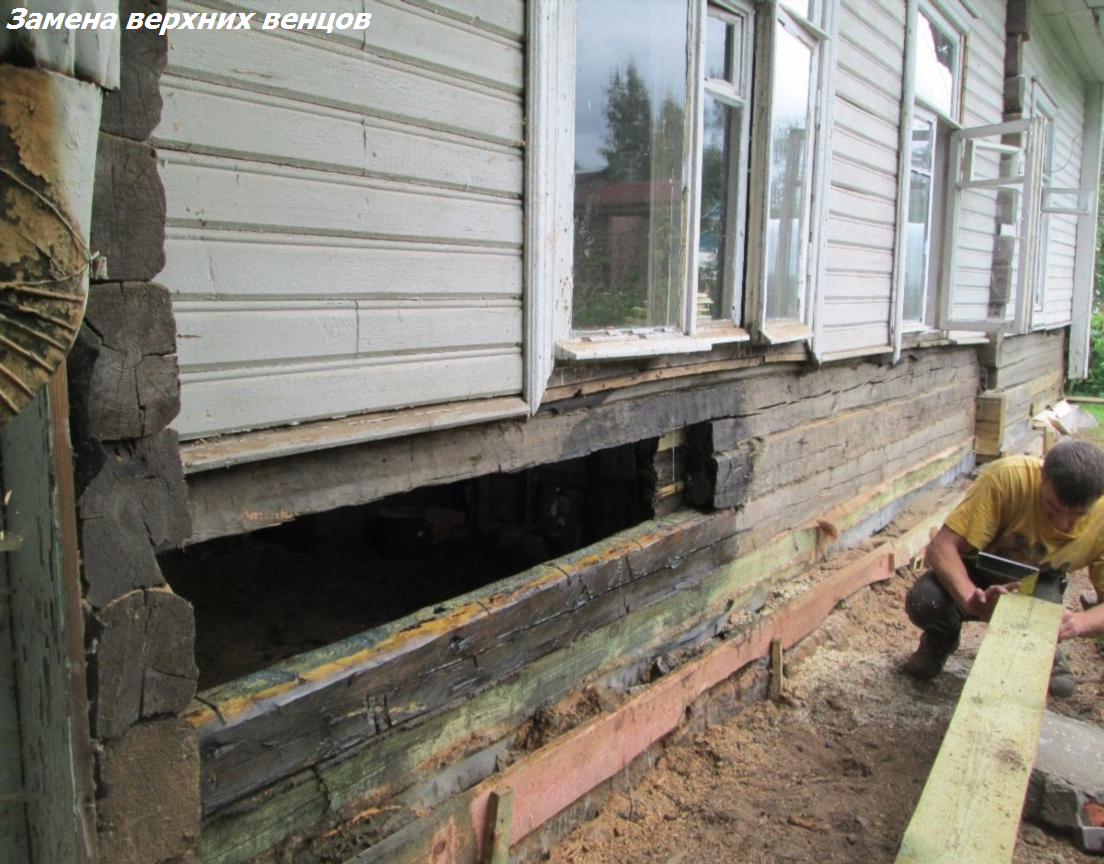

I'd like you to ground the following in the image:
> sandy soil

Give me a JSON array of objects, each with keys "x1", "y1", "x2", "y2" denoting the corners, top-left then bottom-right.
[{"x1": 544, "y1": 545, "x2": 1104, "y2": 864}]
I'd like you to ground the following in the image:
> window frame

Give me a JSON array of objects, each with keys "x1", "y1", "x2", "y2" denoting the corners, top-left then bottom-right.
[
  {"x1": 891, "y1": 0, "x2": 968, "y2": 359},
  {"x1": 938, "y1": 117, "x2": 1039, "y2": 334},
  {"x1": 549, "y1": 0, "x2": 837, "y2": 363}
]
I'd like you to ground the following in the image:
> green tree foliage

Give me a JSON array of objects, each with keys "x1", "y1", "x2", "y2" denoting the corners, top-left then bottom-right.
[
  {"x1": 601, "y1": 62, "x2": 652, "y2": 183},
  {"x1": 1068, "y1": 158, "x2": 1104, "y2": 396}
]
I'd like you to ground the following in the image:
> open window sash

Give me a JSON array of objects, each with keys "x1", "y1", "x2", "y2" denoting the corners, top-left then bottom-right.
[{"x1": 939, "y1": 118, "x2": 1038, "y2": 334}]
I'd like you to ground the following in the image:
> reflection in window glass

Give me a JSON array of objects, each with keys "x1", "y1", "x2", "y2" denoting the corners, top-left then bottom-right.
[
  {"x1": 766, "y1": 22, "x2": 811, "y2": 321},
  {"x1": 572, "y1": 0, "x2": 686, "y2": 331},
  {"x1": 704, "y1": 14, "x2": 729, "y2": 81},
  {"x1": 699, "y1": 94, "x2": 737, "y2": 320},
  {"x1": 904, "y1": 116, "x2": 934, "y2": 322},
  {"x1": 915, "y1": 11, "x2": 956, "y2": 117}
]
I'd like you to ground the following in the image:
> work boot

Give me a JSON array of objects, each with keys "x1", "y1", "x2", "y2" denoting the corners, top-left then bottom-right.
[
  {"x1": 1049, "y1": 649, "x2": 1077, "y2": 699},
  {"x1": 901, "y1": 629, "x2": 960, "y2": 681}
]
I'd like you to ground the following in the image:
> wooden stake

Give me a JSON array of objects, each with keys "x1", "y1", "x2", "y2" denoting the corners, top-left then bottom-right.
[
  {"x1": 770, "y1": 637, "x2": 784, "y2": 700},
  {"x1": 485, "y1": 789, "x2": 513, "y2": 864}
]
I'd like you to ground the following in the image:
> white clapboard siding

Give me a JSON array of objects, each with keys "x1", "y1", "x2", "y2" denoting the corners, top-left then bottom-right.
[
  {"x1": 160, "y1": 153, "x2": 522, "y2": 246},
  {"x1": 820, "y1": 0, "x2": 903, "y2": 357},
  {"x1": 206, "y1": 0, "x2": 525, "y2": 91},
  {"x1": 411, "y1": 0, "x2": 525, "y2": 39},
  {"x1": 162, "y1": 231, "x2": 522, "y2": 301},
  {"x1": 158, "y1": 0, "x2": 526, "y2": 443},
  {"x1": 165, "y1": 13, "x2": 522, "y2": 145},
  {"x1": 1025, "y1": 2, "x2": 1089, "y2": 329},
  {"x1": 177, "y1": 351, "x2": 523, "y2": 438},
  {"x1": 962, "y1": 0, "x2": 1005, "y2": 128},
  {"x1": 156, "y1": 79, "x2": 523, "y2": 197}
]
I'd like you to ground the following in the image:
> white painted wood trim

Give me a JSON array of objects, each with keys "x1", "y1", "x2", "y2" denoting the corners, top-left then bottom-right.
[
  {"x1": 808, "y1": 0, "x2": 839, "y2": 362},
  {"x1": 684, "y1": 0, "x2": 707, "y2": 335},
  {"x1": 1069, "y1": 83, "x2": 1103, "y2": 380},
  {"x1": 939, "y1": 118, "x2": 1035, "y2": 334},
  {"x1": 526, "y1": 0, "x2": 575, "y2": 413},
  {"x1": 891, "y1": 0, "x2": 920, "y2": 364}
]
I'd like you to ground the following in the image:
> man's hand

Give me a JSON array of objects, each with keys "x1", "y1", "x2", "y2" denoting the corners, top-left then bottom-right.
[
  {"x1": 1060, "y1": 605, "x2": 1104, "y2": 641},
  {"x1": 963, "y1": 583, "x2": 1019, "y2": 622}
]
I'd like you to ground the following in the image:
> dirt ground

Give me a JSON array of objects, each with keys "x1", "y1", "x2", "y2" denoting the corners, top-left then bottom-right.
[{"x1": 544, "y1": 548, "x2": 1104, "y2": 864}]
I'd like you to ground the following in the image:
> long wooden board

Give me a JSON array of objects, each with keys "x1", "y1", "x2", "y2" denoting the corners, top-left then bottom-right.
[{"x1": 895, "y1": 592, "x2": 1063, "y2": 863}]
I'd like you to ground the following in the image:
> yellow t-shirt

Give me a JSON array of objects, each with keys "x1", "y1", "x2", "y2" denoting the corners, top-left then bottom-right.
[{"x1": 944, "y1": 454, "x2": 1104, "y2": 592}]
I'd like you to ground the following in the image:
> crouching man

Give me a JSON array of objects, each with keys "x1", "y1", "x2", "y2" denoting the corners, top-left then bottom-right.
[{"x1": 902, "y1": 440, "x2": 1104, "y2": 697}]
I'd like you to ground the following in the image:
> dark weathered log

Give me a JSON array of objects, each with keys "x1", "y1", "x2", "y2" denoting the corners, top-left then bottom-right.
[
  {"x1": 187, "y1": 349, "x2": 981, "y2": 543},
  {"x1": 91, "y1": 134, "x2": 166, "y2": 282},
  {"x1": 77, "y1": 429, "x2": 191, "y2": 608},
  {"x1": 68, "y1": 282, "x2": 179, "y2": 442},
  {"x1": 99, "y1": 0, "x2": 167, "y2": 141},
  {"x1": 96, "y1": 718, "x2": 200, "y2": 864},
  {"x1": 190, "y1": 511, "x2": 741, "y2": 813},
  {"x1": 87, "y1": 588, "x2": 198, "y2": 740}
]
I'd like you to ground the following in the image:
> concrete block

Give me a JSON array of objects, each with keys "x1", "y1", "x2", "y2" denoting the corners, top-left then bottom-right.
[{"x1": 1028, "y1": 711, "x2": 1104, "y2": 833}]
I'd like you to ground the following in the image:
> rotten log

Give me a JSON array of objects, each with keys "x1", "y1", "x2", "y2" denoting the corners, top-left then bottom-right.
[
  {"x1": 186, "y1": 349, "x2": 982, "y2": 542},
  {"x1": 76, "y1": 429, "x2": 191, "y2": 608},
  {"x1": 91, "y1": 134, "x2": 166, "y2": 282},
  {"x1": 96, "y1": 718, "x2": 201, "y2": 864},
  {"x1": 99, "y1": 0, "x2": 167, "y2": 142},
  {"x1": 67, "y1": 281, "x2": 179, "y2": 442},
  {"x1": 86, "y1": 587, "x2": 199, "y2": 740}
]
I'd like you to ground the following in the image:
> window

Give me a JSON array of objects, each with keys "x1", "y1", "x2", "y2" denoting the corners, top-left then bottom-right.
[
  {"x1": 1031, "y1": 84, "x2": 1057, "y2": 319},
  {"x1": 896, "y1": 2, "x2": 964, "y2": 333},
  {"x1": 556, "y1": 0, "x2": 836, "y2": 360}
]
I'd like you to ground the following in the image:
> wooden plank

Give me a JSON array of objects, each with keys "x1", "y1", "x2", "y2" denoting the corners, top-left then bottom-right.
[
  {"x1": 1, "y1": 386, "x2": 95, "y2": 863},
  {"x1": 0, "y1": 481, "x2": 29, "y2": 864},
  {"x1": 895, "y1": 593, "x2": 1062, "y2": 863}
]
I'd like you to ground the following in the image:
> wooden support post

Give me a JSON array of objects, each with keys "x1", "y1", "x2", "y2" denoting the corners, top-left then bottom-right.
[
  {"x1": 770, "y1": 637, "x2": 784, "y2": 700},
  {"x1": 895, "y1": 592, "x2": 1063, "y2": 863},
  {"x1": 485, "y1": 789, "x2": 513, "y2": 864}
]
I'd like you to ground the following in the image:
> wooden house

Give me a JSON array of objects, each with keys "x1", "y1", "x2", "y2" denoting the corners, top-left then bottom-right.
[{"x1": 2, "y1": 0, "x2": 1103, "y2": 861}]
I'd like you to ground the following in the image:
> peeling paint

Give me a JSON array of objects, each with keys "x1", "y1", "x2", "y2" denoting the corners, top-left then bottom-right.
[{"x1": 0, "y1": 66, "x2": 99, "y2": 429}]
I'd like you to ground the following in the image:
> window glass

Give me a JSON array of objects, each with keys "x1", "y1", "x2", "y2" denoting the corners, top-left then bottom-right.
[
  {"x1": 915, "y1": 10, "x2": 957, "y2": 117},
  {"x1": 704, "y1": 14, "x2": 729, "y2": 81},
  {"x1": 572, "y1": 0, "x2": 687, "y2": 331},
  {"x1": 904, "y1": 115, "x2": 935, "y2": 322},
  {"x1": 700, "y1": 94, "x2": 738, "y2": 320},
  {"x1": 765, "y1": 21, "x2": 812, "y2": 321}
]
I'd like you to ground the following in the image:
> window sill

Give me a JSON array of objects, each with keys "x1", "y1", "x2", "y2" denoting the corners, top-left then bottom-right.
[
  {"x1": 556, "y1": 327, "x2": 750, "y2": 362},
  {"x1": 758, "y1": 321, "x2": 813, "y2": 345}
]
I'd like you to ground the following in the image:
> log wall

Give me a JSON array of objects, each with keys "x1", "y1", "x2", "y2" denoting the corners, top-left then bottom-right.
[
  {"x1": 188, "y1": 346, "x2": 979, "y2": 862},
  {"x1": 68, "y1": 2, "x2": 202, "y2": 861}
]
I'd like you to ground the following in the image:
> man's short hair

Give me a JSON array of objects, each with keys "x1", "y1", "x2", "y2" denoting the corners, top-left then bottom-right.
[{"x1": 1041, "y1": 440, "x2": 1104, "y2": 507}]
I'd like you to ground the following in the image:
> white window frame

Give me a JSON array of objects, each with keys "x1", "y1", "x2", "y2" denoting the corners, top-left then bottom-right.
[
  {"x1": 938, "y1": 117, "x2": 1039, "y2": 334},
  {"x1": 545, "y1": 0, "x2": 837, "y2": 363},
  {"x1": 691, "y1": 0, "x2": 756, "y2": 339},
  {"x1": 891, "y1": 0, "x2": 968, "y2": 359},
  {"x1": 744, "y1": 0, "x2": 836, "y2": 347},
  {"x1": 1030, "y1": 82, "x2": 1057, "y2": 324}
]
